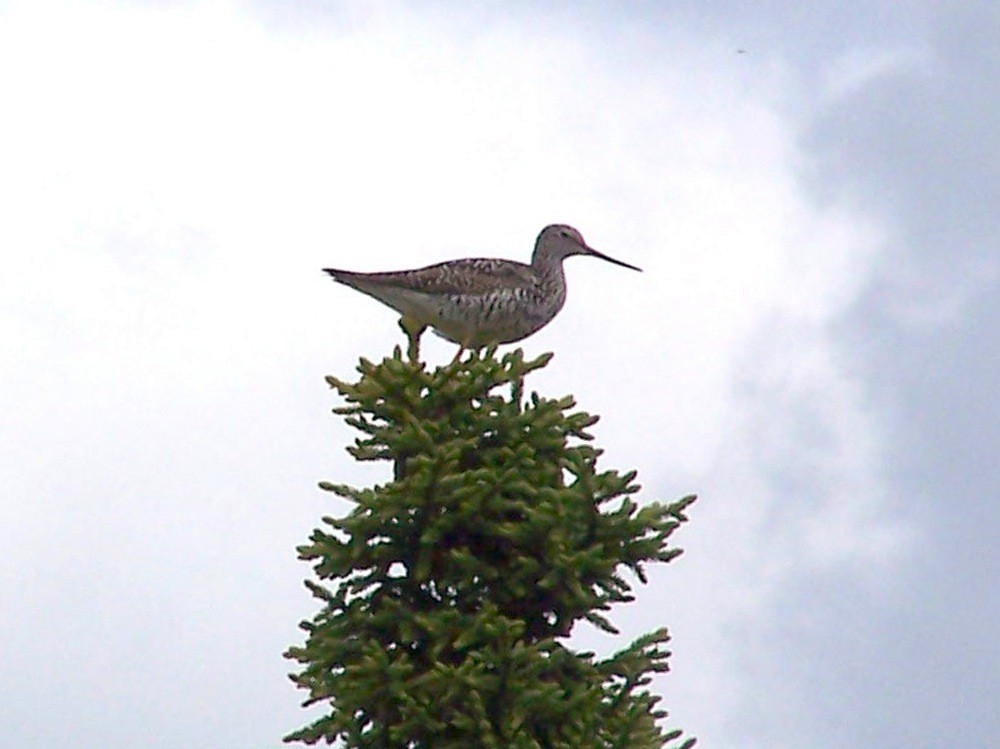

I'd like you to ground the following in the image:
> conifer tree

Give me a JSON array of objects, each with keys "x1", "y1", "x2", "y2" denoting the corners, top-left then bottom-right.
[{"x1": 286, "y1": 346, "x2": 696, "y2": 748}]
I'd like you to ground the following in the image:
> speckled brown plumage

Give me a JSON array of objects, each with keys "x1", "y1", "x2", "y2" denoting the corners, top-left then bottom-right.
[{"x1": 323, "y1": 224, "x2": 640, "y2": 357}]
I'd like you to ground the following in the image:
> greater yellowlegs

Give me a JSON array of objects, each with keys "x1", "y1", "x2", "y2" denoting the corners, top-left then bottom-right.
[{"x1": 323, "y1": 224, "x2": 641, "y2": 360}]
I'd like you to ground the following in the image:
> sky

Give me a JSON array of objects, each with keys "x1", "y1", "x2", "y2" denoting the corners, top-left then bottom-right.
[{"x1": 1, "y1": 1, "x2": 997, "y2": 747}]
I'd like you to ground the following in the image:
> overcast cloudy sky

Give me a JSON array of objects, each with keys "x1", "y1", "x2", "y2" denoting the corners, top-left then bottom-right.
[{"x1": 1, "y1": 2, "x2": 996, "y2": 747}]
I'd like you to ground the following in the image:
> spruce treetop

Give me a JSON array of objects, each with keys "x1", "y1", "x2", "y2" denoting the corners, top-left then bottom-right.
[{"x1": 286, "y1": 347, "x2": 696, "y2": 748}]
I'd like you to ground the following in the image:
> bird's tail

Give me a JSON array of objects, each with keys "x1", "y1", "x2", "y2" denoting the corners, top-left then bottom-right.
[{"x1": 322, "y1": 268, "x2": 357, "y2": 284}]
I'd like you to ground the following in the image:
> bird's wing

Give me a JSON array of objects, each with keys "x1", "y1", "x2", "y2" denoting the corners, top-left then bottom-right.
[{"x1": 327, "y1": 259, "x2": 537, "y2": 297}]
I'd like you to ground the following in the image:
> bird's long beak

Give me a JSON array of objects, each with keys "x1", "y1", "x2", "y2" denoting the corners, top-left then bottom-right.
[{"x1": 585, "y1": 245, "x2": 642, "y2": 272}]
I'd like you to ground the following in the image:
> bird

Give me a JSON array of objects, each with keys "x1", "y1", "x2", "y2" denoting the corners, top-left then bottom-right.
[{"x1": 323, "y1": 224, "x2": 641, "y2": 361}]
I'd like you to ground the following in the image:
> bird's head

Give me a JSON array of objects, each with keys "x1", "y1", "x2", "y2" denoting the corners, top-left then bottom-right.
[{"x1": 533, "y1": 224, "x2": 642, "y2": 271}]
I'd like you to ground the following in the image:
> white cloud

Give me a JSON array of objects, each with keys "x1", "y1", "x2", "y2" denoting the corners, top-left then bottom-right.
[
  {"x1": 0, "y1": 3, "x2": 911, "y2": 747},
  {"x1": 818, "y1": 44, "x2": 931, "y2": 104}
]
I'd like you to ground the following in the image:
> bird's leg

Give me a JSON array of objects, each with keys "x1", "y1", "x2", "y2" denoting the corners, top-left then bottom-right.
[
  {"x1": 393, "y1": 454, "x2": 408, "y2": 482},
  {"x1": 398, "y1": 317, "x2": 426, "y2": 363}
]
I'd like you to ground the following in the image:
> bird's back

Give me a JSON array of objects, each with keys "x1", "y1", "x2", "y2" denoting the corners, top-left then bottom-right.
[
  {"x1": 323, "y1": 257, "x2": 562, "y2": 347},
  {"x1": 325, "y1": 257, "x2": 537, "y2": 297}
]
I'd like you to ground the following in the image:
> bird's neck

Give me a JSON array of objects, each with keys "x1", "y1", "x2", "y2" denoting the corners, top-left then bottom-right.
[
  {"x1": 533, "y1": 255, "x2": 568, "y2": 311},
  {"x1": 532, "y1": 251, "x2": 566, "y2": 282}
]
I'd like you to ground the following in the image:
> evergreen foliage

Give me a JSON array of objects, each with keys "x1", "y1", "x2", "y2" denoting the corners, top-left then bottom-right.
[{"x1": 286, "y1": 346, "x2": 696, "y2": 748}]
